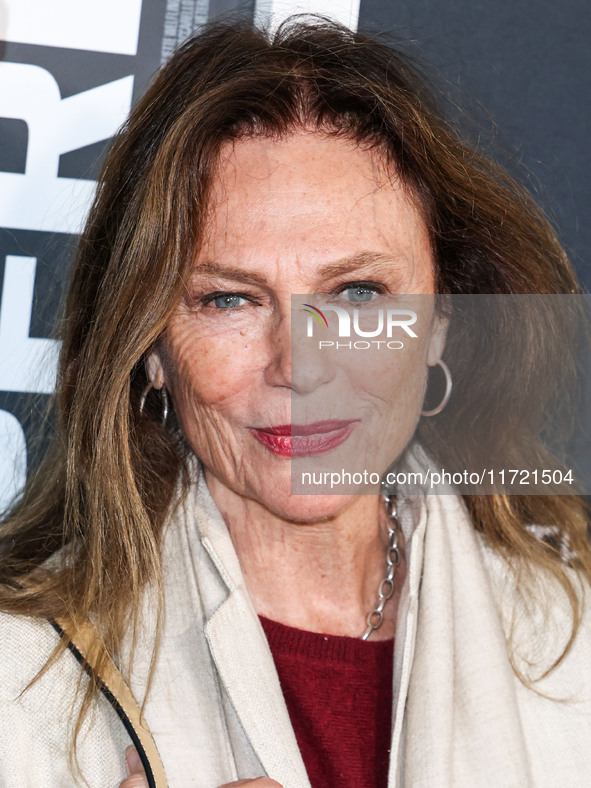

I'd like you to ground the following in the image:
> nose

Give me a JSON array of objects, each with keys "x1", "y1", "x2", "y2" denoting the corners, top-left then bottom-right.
[{"x1": 263, "y1": 302, "x2": 336, "y2": 395}]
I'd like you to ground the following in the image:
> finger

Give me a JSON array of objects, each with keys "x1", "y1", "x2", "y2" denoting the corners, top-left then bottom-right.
[
  {"x1": 124, "y1": 746, "x2": 145, "y2": 776},
  {"x1": 119, "y1": 776, "x2": 149, "y2": 788}
]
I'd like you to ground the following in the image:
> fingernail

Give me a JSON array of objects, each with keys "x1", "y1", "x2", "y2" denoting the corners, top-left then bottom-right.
[{"x1": 125, "y1": 745, "x2": 142, "y2": 775}]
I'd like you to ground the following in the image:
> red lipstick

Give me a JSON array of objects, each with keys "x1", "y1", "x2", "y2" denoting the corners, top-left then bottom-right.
[{"x1": 250, "y1": 420, "x2": 359, "y2": 457}]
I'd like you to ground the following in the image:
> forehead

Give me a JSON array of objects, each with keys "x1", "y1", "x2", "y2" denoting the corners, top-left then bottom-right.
[{"x1": 198, "y1": 131, "x2": 433, "y2": 285}]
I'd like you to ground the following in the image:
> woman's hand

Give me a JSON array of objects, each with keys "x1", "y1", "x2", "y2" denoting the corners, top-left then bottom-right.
[{"x1": 119, "y1": 746, "x2": 284, "y2": 788}]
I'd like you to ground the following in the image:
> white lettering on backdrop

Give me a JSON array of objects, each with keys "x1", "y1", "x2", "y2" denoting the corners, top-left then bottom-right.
[
  {"x1": 0, "y1": 8, "x2": 139, "y2": 503},
  {"x1": 0, "y1": 0, "x2": 143, "y2": 56},
  {"x1": 254, "y1": 0, "x2": 360, "y2": 32},
  {"x1": 0, "y1": 64, "x2": 134, "y2": 234},
  {"x1": 0, "y1": 411, "x2": 27, "y2": 511},
  {"x1": 0, "y1": 256, "x2": 60, "y2": 395}
]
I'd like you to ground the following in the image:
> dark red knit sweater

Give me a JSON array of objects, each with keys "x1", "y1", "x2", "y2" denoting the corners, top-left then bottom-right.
[{"x1": 259, "y1": 615, "x2": 394, "y2": 788}]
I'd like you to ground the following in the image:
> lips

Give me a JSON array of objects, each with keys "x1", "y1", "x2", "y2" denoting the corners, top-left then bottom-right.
[{"x1": 250, "y1": 420, "x2": 359, "y2": 457}]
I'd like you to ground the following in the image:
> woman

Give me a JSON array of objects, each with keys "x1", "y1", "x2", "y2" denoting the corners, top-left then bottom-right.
[{"x1": 1, "y1": 16, "x2": 590, "y2": 788}]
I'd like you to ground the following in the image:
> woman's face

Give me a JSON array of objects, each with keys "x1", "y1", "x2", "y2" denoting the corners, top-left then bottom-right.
[{"x1": 149, "y1": 131, "x2": 445, "y2": 521}]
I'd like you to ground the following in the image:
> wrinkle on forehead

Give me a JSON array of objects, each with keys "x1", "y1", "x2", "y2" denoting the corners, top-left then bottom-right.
[
  {"x1": 190, "y1": 130, "x2": 433, "y2": 294},
  {"x1": 204, "y1": 130, "x2": 402, "y2": 221}
]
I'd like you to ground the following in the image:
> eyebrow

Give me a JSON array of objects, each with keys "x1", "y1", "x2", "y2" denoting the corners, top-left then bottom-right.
[
  {"x1": 317, "y1": 252, "x2": 404, "y2": 279},
  {"x1": 192, "y1": 252, "x2": 405, "y2": 287},
  {"x1": 193, "y1": 261, "x2": 269, "y2": 287}
]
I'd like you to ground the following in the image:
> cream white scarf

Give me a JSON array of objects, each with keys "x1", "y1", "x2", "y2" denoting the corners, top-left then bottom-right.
[{"x1": 117, "y1": 471, "x2": 591, "y2": 787}]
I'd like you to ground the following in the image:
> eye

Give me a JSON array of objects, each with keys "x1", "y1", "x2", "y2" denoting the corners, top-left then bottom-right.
[
  {"x1": 204, "y1": 292, "x2": 249, "y2": 309},
  {"x1": 337, "y1": 282, "x2": 384, "y2": 303}
]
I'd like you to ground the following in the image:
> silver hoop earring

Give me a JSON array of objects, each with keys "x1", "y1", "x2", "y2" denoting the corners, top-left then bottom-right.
[
  {"x1": 139, "y1": 382, "x2": 169, "y2": 426},
  {"x1": 421, "y1": 359, "x2": 452, "y2": 417}
]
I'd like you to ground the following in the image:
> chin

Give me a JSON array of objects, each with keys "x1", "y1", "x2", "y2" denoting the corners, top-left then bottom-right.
[{"x1": 254, "y1": 479, "x2": 357, "y2": 523}]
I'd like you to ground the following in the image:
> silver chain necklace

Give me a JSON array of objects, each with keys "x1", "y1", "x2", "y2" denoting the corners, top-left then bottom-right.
[{"x1": 361, "y1": 494, "x2": 402, "y2": 641}]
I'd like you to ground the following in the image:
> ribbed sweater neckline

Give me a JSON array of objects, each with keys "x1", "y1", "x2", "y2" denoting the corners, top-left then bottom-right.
[{"x1": 259, "y1": 614, "x2": 394, "y2": 665}]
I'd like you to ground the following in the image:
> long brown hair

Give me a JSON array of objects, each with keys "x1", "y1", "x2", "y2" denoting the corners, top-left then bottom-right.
[{"x1": 1, "y1": 13, "x2": 589, "y2": 755}]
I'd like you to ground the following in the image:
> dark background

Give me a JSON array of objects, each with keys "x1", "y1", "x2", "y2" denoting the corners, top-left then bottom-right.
[{"x1": 359, "y1": 0, "x2": 591, "y2": 290}]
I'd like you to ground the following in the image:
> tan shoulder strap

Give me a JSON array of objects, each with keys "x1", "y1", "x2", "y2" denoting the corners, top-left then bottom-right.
[{"x1": 52, "y1": 618, "x2": 168, "y2": 788}]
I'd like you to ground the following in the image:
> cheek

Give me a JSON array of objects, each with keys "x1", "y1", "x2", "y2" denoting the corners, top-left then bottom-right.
[
  {"x1": 161, "y1": 322, "x2": 267, "y2": 477},
  {"x1": 164, "y1": 321, "x2": 260, "y2": 408},
  {"x1": 344, "y1": 350, "x2": 428, "y2": 436},
  {"x1": 340, "y1": 316, "x2": 433, "y2": 411}
]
